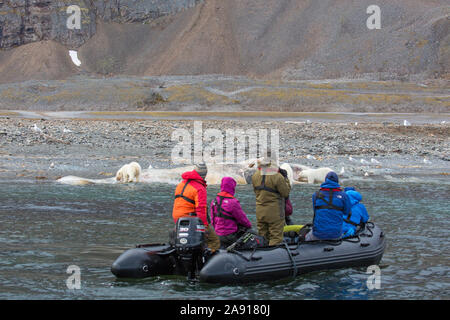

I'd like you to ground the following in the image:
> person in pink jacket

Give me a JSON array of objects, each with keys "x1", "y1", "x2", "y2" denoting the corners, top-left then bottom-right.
[{"x1": 210, "y1": 177, "x2": 253, "y2": 248}]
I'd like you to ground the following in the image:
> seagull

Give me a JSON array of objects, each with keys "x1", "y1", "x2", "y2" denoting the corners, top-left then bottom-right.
[
  {"x1": 339, "y1": 167, "x2": 345, "y2": 175},
  {"x1": 148, "y1": 164, "x2": 153, "y2": 169},
  {"x1": 63, "y1": 128, "x2": 72, "y2": 133},
  {"x1": 49, "y1": 162, "x2": 55, "y2": 169},
  {"x1": 403, "y1": 120, "x2": 411, "y2": 127},
  {"x1": 423, "y1": 158, "x2": 432, "y2": 164},
  {"x1": 32, "y1": 124, "x2": 42, "y2": 133},
  {"x1": 306, "y1": 155, "x2": 316, "y2": 160},
  {"x1": 306, "y1": 120, "x2": 312, "y2": 125},
  {"x1": 360, "y1": 159, "x2": 370, "y2": 164},
  {"x1": 364, "y1": 172, "x2": 369, "y2": 177},
  {"x1": 349, "y1": 156, "x2": 355, "y2": 162},
  {"x1": 371, "y1": 158, "x2": 380, "y2": 164}
]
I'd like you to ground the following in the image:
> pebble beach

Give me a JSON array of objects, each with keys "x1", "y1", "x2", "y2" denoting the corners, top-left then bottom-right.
[{"x1": 0, "y1": 117, "x2": 448, "y2": 182}]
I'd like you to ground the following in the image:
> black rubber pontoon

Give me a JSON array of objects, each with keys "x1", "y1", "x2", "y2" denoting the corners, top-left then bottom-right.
[
  {"x1": 111, "y1": 221, "x2": 386, "y2": 284},
  {"x1": 200, "y1": 223, "x2": 385, "y2": 284}
]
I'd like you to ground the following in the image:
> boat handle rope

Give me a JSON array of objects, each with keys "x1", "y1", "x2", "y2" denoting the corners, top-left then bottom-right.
[
  {"x1": 343, "y1": 236, "x2": 360, "y2": 243},
  {"x1": 359, "y1": 221, "x2": 374, "y2": 238},
  {"x1": 283, "y1": 242, "x2": 298, "y2": 278},
  {"x1": 229, "y1": 248, "x2": 262, "y2": 262},
  {"x1": 248, "y1": 247, "x2": 262, "y2": 261},
  {"x1": 343, "y1": 221, "x2": 375, "y2": 243},
  {"x1": 306, "y1": 239, "x2": 343, "y2": 246},
  {"x1": 367, "y1": 222, "x2": 375, "y2": 237},
  {"x1": 156, "y1": 248, "x2": 177, "y2": 256}
]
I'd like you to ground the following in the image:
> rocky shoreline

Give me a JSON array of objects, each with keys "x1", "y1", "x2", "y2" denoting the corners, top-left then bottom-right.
[{"x1": 0, "y1": 117, "x2": 448, "y2": 182}]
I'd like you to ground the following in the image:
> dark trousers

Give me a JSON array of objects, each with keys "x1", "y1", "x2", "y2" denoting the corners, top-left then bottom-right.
[
  {"x1": 218, "y1": 233, "x2": 243, "y2": 248},
  {"x1": 218, "y1": 226, "x2": 250, "y2": 248}
]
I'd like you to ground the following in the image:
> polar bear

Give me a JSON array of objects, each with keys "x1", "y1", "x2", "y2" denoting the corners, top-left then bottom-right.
[
  {"x1": 295, "y1": 166, "x2": 333, "y2": 184},
  {"x1": 115, "y1": 164, "x2": 130, "y2": 183},
  {"x1": 280, "y1": 163, "x2": 294, "y2": 186},
  {"x1": 233, "y1": 160, "x2": 333, "y2": 185},
  {"x1": 115, "y1": 162, "x2": 142, "y2": 183},
  {"x1": 243, "y1": 159, "x2": 295, "y2": 186},
  {"x1": 59, "y1": 159, "x2": 330, "y2": 186}
]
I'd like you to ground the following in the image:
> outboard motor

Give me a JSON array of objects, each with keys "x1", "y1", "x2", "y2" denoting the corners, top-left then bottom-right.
[{"x1": 175, "y1": 216, "x2": 206, "y2": 279}]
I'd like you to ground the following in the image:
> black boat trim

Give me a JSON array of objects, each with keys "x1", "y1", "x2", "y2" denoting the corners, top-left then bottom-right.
[
  {"x1": 244, "y1": 245, "x2": 386, "y2": 275},
  {"x1": 111, "y1": 222, "x2": 386, "y2": 284}
]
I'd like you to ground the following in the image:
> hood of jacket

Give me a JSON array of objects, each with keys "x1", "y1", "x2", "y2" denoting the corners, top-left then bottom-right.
[
  {"x1": 181, "y1": 170, "x2": 206, "y2": 185},
  {"x1": 325, "y1": 171, "x2": 339, "y2": 183},
  {"x1": 220, "y1": 177, "x2": 236, "y2": 196},
  {"x1": 320, "y1": 179, "x2": 341, "y2": 190},
  {"x1": 346, "y1": 190, "x2": 362, "y2": 205}
]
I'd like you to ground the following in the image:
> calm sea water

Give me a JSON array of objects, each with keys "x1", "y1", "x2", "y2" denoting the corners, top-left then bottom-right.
[{"x1": 0, "y1": 179, "x2": 449, "y2": 300}]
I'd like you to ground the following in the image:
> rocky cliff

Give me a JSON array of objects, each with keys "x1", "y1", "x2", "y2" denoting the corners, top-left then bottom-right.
[
  {"x1": 0, "y1": 0, "x2": 448, "y2": 83},
  {"x1": 0, "y1": 0, "x2": 202, "y2": 49}
]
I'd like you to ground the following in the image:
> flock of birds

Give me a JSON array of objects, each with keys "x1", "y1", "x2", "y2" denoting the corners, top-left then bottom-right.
[{"x1": 31, "y1": 118, "x2": 439, "y2": 174}]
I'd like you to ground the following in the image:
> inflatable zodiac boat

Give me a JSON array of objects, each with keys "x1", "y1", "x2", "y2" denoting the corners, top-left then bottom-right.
[{"x1": 111, "y1": 217, "x2": 386, "y2": 284}]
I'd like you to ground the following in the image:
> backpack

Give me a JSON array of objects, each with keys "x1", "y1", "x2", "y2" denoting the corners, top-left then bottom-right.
[
  {"x1": 227, "y1": 230, "x2": 267, "y2": 251},
  {"x1": 285, "y1": 197, "x2": 293, "y2": 216}
]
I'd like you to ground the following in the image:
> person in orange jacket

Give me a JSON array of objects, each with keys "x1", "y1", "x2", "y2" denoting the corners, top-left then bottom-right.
[{"x1": 172, "y1": 163, "x2": 220, "y2": 252}]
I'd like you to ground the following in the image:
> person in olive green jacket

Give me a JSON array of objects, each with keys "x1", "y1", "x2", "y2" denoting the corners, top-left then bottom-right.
[{"x1": 252, "y1": 158, "x2": 291, "y2": 246}]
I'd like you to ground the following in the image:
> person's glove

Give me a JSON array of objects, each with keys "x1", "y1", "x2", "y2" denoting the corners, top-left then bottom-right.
[
  {"x1": 343, "y1": 228, "x2": 355, "y2": 238},
  {"x1": 279, "y1": 168, "x2": 288, "y2": 178}
]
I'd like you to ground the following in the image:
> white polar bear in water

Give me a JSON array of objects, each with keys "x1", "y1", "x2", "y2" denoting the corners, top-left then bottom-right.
[
  {"x1": 244, "y1": 159, "x2": 325, "y2": 186},
  {"x1": 57, "y1": 159, "x2": 334, "y2": 186},
  {"x1": 58, "y1": 161, "x2": 252, "y2": 186},
  {"x1": 115, "y1": 162, "x2": 142, "y2": 183},
  {"x1": 142, "y1": 163, "x2": 250, "y2": 185},
  {"x1": 279, "y1": 163, "x2": 294, "y2": 187},
  {"x1": 288, "y1": 164, "x2": 333, "y2": 184},
  {"x1": 299, "y1": 167, "x2": 333, "y2": 184}
]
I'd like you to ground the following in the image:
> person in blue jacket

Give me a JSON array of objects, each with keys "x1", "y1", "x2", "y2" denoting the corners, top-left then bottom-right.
[
  {"x1": 342, "y1": 187, "x2": 370, "y2": 238},
  {"x1": 305, "y1": 171, "x2": 351, "y2": 241}
]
